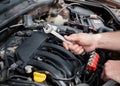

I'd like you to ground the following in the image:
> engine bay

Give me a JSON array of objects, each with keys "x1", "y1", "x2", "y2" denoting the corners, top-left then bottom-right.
[{"x1": 0, "y1": 0, "x2": 120, "y2": 86}]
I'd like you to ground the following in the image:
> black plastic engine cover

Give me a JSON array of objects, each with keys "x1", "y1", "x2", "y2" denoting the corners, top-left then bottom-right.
[{"x1": 16, "y1": 32, "x2": 48, "y2": 63}]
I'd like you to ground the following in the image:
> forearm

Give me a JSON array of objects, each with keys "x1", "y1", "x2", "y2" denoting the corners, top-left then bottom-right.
[{"x1": 94, "y1": 31, "x2": 120, "y2": 50}]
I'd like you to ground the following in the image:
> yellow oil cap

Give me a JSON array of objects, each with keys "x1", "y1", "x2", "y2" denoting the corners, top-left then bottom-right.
[{"x1": 33, "y1": 72, "x2": 47, "y2": 83}]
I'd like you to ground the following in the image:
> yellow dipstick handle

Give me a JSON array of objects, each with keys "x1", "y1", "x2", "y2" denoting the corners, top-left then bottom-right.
[{"x1": 33, "y1": 72, "x2": 47, "y2": 83}]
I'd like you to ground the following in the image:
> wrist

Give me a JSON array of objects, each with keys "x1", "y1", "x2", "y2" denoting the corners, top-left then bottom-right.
[{"x1": 93, "y1": 34, "x2": 102, "y2": 49}]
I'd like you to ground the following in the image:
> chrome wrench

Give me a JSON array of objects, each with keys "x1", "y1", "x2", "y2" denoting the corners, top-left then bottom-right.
[{"x1": 43, "y1": 24, "x2": 73, "y2": 45}]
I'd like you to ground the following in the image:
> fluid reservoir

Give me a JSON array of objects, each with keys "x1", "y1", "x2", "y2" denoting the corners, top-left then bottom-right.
[{"x1": 47, "y1": 12, "x2": 68, "y2": 25}]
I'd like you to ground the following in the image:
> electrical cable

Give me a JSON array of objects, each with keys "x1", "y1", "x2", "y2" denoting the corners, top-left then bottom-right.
[
  {"x1": 85, "y1": 71, "x2": 98, "y2": 84},
  {"x1": 57, "y1": 3, "x2": 82, "y2": 14},
  {"x1": 9, "y1": 78, "x2": 45, "y2": 86},
  {"x1": 7, "y1": 75, "x2": 28, "y2": 80},
  {"x1": 7, "y1": 75, "x2": 46, "y2": 86},
  {"x1": 0, "y1": 24, "x2": 23, "y2": 34},
  {"x1": 51, "y1": 74, "x2": 76, "y2": 81}
]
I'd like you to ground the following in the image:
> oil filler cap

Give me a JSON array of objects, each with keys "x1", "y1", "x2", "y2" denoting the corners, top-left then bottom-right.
[{"x1": 33, "y1": 72, "x2": 47, "y2": 83}]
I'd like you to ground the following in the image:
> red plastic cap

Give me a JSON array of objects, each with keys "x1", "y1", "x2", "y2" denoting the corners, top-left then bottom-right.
[{"x1": 87, "y1": 53, "x2": 100, "y2": 71}]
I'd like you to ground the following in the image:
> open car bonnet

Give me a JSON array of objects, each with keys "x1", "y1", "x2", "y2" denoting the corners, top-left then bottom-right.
[
  {"x1": 0, "y1": 0, "x2": 120, "y2": 86},
  {"x1": 0, "y1": 0, "x2": 120, "y2": 28},
  {"x1": 0, "y1": 0, "x2": 54, "y2": 28}
]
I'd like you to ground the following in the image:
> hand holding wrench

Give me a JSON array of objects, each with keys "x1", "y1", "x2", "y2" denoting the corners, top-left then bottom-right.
[{"x1": 43, "y1": 24, "x2": 86, "y2": 55}]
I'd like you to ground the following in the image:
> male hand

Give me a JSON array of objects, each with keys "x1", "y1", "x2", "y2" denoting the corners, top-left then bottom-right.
[
  {"x1": 101, "y1": 60, "x2": 120, "y2": 83},
  {"x1": 63, "y1": 33, "x2": 97, "y2": 54}
]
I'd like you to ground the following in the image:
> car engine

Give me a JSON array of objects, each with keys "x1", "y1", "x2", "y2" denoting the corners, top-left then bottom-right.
[{"x1": 0, "y1": 0, "x2": 120, "y2": 86}]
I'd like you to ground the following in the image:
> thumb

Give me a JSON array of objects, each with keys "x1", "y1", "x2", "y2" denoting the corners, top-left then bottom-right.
[{"x1": 64, "y1": 34, "x2": 80, "y2": 42}]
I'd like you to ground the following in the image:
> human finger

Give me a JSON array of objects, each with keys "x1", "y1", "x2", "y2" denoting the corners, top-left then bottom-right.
[
  {"x1": 63, "y1": 42, "x2": 69, "y2": 50},
  {"x1": 101, "y1": 64, "x2": 110, "y2": 81},
  {"x1": 67, "y1": 44, "x2": 83, "y2": 54},
  {"x1": 72, "y1": 46, "x2": 84, "y2": 55}
]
